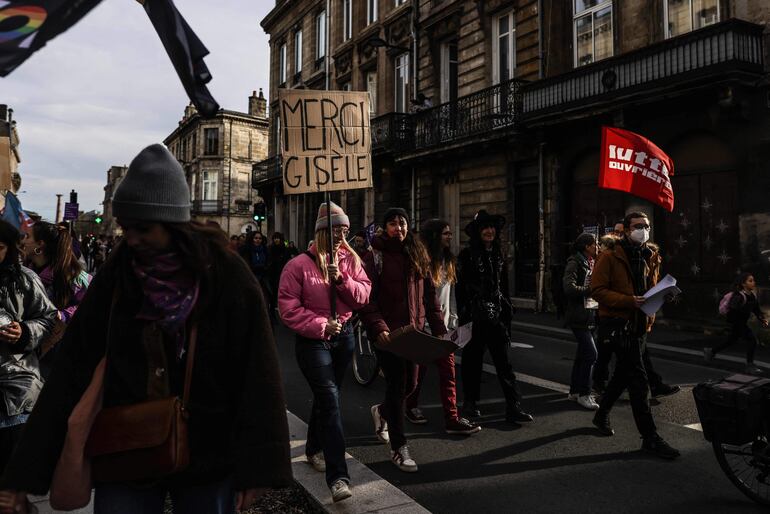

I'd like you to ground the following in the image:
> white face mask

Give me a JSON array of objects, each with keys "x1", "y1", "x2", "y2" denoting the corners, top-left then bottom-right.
[{"x1": 629, "y1": 228, "x2": 650, "y2": 245}]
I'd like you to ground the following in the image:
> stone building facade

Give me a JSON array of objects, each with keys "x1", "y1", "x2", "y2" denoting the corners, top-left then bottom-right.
[
  {"x1": 258, "y1": 0, "x2": 770, "y2": 320},
  {"x1": 165, "y1": 91, "x2": 270, "y2": 236},
  {"x1": 0, "y1": 105, "x2": 22, "y2": 212},
  {"x1": 101, "y1": 165, "x2": 128, "y2": 236}
]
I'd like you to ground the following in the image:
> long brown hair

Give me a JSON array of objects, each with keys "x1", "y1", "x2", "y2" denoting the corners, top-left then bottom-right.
[
  {"x1": 32, "y1": 222, "x2": 83, "y2": 309},
  {"x1": 420, "y1": 219, "x2": 456, "y2": 286},
  {"x1": 401, "y1": 231, "x2": 431, "y2": 279},
  {"x1": 313, "y1": 229, "x2": 361, "y2": 283}
]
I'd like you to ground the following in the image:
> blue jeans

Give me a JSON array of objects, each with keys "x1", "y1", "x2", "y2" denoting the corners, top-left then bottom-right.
[
  {"x1": 94, "y1": 477, "x2": 234, "y2": 514},
  {"x1": 569, "y1": 328, "x2": 598, "y2": 396},
  {"x1": 295, "y1": 325, "x2": 355, "y2": 487}
]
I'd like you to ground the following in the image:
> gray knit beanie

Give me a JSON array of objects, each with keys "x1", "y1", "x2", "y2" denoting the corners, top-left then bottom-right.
[
  {"x1": 112, "y1": 144, "x2": 191, "y2": 223},
  {"x1": 315, "y1": 201, "x2": 349, "y2": 232}
]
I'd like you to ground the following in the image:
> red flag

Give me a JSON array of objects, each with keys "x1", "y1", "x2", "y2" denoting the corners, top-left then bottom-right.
[{"x1": 599, "y1": 127, "x2": 675, "y2": 212}]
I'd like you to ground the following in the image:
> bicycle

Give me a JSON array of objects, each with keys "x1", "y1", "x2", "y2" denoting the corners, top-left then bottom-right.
[
  {"x1": 350, "y1": 316, "x2": 379, "y2": 386},
  {"x1": 694, "y1": 374, "x2": 770, "y2": 506}
]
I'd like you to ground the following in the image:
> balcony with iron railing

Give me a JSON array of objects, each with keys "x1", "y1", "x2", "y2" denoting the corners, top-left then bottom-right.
[
  {"x1": 521, "y1": 19, "x2": 765, "y2": 119},
  {"x1": 191, "y1": 199, "x2": 225, "y2": 215},
  {"x1": 371, "y1": 78, "x2": 525, "y2": 156}
]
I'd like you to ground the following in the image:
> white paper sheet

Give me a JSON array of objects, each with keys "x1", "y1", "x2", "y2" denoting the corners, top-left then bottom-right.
[
  {"x1": 641, "y1": 274, "x2": 681, "y2": 317},
  {"x1": 443, "y1": 322, "x2": 473, "y2": 349}
]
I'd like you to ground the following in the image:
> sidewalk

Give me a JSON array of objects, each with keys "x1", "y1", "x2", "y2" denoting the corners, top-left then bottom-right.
[{"x1": 511, "y1": 309, "x2": 770, "y2": 371}]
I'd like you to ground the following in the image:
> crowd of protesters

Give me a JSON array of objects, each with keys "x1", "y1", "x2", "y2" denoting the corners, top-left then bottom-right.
[{"x1": 0, "y1": 143, "x2": 765, "y2": 511}]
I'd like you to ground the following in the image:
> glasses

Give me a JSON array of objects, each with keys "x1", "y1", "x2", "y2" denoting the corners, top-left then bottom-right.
[{"x1": 332, "y1": 227, "x2": 350, "y2": 237}]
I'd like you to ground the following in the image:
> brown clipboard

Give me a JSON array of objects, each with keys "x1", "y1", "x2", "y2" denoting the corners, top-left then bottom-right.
[{"x1": 374, "y1": 325, "x2": 457, "y2": 365}]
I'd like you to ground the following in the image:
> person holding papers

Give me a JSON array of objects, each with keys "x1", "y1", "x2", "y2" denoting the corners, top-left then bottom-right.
[
  {"x1": 360, "y1": 208, "x2": 447, "y2": 473},
  {"x1": 404, "y1": 219, "x2": 480, "y2": 435},
  {"x1": 589, "y1": 212, "x2": 680, "y2": 459}
]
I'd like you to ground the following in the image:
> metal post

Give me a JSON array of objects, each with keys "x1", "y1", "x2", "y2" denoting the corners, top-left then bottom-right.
[
  {"x1": 537, "y1": 143, "x2": 546, "y2": 313},
  {"x1": 325, "y1": 190, "x2": 337, "y2": 319}
]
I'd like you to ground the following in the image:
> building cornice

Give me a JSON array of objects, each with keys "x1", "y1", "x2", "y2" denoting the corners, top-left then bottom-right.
[{"x1": 164, "y1": 109, "x2": 269, "y2": 145}]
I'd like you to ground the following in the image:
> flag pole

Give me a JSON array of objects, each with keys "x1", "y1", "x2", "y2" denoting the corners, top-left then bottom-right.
[{"x1": 326, "y1": 191, "x2": 336, "y2": 319}]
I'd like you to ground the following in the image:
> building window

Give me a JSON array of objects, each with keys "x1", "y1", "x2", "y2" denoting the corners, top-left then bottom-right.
[
  {"x1": 343, "y1": 0, "x2": 352, "y2": 41},
  {"x1": 394, "y1": 53, "x2": 409, "y2": 113},
  {"x1": 367, "y1": 0, "x2": 378, "y2": 25},
  {"x1": 574, "y1": 0, "x2": 613, "y2": 67},
  {"x1": 366, "y1": 71, "x2": 377, "y2": 115},
  {"x1": 279, "y1": 43, "x2": 287, "y2": 84},
  {"x1": 316, "y1": 11, "x2": 326, "y2": 59},
  {"x1": 665, "y1": 0, "x2": 719, "y2": 38},
  {"x1": 202, "y1": 171, "x2": 218, "y2": 201},
  {"x1": 294, "y1": 30, "x2": 303, "y2": 74},
  {"x1": 441, "y1": 40, "x2": 458, "y2": 103},
  {"x1": 493, "y1": 12, "x2": 515, "y2": 84},
  {"x1": 204, "y1": 127, "x2": 219, "y2": 156},
  {"x1": 191, "y1": 131, "x2": 197, "y2": 159}
]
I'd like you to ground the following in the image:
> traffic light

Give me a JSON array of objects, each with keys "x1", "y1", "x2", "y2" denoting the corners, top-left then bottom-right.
[
  {"x1": 253, "y1": 202, "x2": 266, "y2": 222},
  {"x1": 94, "y1": 215, "x2": 102, "y2": 224}
]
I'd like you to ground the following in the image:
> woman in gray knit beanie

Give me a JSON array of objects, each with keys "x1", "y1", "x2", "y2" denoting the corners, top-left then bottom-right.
[{"x1": 0, "y1": 144, "x2": 291, "y2": 514}]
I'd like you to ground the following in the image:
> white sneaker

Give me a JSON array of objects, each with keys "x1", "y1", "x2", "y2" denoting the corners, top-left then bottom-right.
[
  {"x1": 577, "y1": 395, "x2": 600, "y2": 410},
  {"x1": 330, "y1": 480, "x2": 352, "y2": 503},
  {"x1": 371, "y1": 404, "x2": 389, "y2": 443},
  {"x1": 307, "y1": 452, "x2": 325, "y2": 472},
  {"x1": 391, "y1": 445, "x2": 418, "y2": 472}
]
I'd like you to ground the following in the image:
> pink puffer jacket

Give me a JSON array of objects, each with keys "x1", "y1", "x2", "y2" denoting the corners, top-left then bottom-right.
[{"x1": 278, "y1": 246, "x2": 371, "y2": 340}]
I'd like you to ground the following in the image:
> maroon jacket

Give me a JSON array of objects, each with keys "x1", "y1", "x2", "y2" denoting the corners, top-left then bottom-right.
[{"x1": 360, "y1": 235, "x2": 446, "y2": 340}]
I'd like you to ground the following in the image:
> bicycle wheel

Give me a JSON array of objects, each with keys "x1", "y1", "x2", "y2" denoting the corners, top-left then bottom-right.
[
  {"x1": 712, "y1": 435, "x2": 770, "y2": 506},
  {"x1": 352, "y1": 324, "x2": 379, "y2": 386}
]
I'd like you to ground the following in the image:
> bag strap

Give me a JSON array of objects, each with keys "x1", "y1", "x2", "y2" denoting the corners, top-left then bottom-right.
[{"x1": 182, "y1": 325, "x2": 197, "y2": 407}]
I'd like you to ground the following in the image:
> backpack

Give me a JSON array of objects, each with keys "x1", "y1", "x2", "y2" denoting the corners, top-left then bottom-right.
[
  {"x1": 718, "y1": 291, "x2": 745, "y2": 315},
  {"x1": 718, "y1": 292, "x2": 733, "y2": 315}
]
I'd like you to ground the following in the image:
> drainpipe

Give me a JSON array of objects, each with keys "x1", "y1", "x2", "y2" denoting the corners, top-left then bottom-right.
[
  {"x1": 538, "y1": 0, "x2": 544, "y2": 79},
  {"x1": 410, "y1": 0, "x2": 420, "y2": 226},
  {"x1": 537, "y1": 142, "x2": 546, "y2": 313},
  {"x1": 227, "y1": 119, "x2": 233, "y2": 235}
]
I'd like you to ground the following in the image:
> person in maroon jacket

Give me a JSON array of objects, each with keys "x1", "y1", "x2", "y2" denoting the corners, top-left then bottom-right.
[{"x1": 360, "y1": 208, "x2": 446, "y2": 473}]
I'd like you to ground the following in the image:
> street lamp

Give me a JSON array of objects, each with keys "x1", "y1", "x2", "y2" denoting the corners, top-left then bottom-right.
[{"x1": 367, "y1": 36, "x2": 410, "y2": 53}]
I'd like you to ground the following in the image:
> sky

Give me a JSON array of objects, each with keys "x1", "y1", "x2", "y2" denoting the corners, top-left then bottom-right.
[{"x1": 2, "y1": 1, "x2": 274, "y2": 220}]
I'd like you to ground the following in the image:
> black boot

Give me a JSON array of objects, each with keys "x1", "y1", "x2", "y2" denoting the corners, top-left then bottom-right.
[
  {"x1": 592, "y1": 409, "x2": 614, "y2": 436},
  {"x1": 505, "y1": 403, "x2": 533, "y2": 424},
  {"x1": 463, "y1": 400, "x2": 481, "y2": 419}
]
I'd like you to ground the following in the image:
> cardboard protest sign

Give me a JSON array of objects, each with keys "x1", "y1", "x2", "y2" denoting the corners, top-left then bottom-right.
[
  {"x1": 278, "y1": 89, "x2": 372, "y2": 195},
  {"x1": 0, "y1": 137, "x2": 13, "y2": 191}
]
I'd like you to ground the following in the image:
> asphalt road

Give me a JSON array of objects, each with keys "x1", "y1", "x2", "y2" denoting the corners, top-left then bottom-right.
[{"x1": 275, "y1": 324, "x2": 766, "y2": 513}]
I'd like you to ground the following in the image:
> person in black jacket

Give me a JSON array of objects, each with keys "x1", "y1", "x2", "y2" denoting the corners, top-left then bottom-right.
[
  {"x1": 563, "y1": 233, "x2": 600, "y2": 410},
  {"x1": 0, "y1": 145, "x2": 291, "y2": 514},
  {"x1": 457, "y1": 210, "x2": 532, "y2": 425},
  {"x1": 706, "y1": 272, "x2": 768, "y2": 374}
]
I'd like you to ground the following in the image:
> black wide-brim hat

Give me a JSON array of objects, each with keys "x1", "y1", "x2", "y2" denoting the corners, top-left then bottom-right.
[{"x1": 465, "y1": 209, "x2": 506, "y2": 238}]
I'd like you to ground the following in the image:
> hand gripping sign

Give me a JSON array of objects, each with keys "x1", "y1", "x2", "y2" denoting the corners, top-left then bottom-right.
[
  {"x1": 278, "y1": 89, "x2": 373, "y2": 195},
  {"x1": 599, "y1": 126, "x2": 675, "y2": 212}
]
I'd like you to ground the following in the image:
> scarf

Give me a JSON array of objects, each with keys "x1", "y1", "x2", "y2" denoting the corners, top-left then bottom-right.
[{"x1": 132, "y1": 252, "x2": 199, "y2": 358}]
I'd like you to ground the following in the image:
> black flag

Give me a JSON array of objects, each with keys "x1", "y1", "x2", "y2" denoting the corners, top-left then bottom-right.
[
  {"x1": 0, "y1": 0, "x2": 103, "y2": 76},
  {"x1": 142, "y1": 0, "x2": 219, "y2": 117}
]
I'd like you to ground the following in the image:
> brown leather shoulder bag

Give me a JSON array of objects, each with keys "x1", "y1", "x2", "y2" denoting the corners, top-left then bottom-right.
[{"x1": 84, "y1": 324, "x2": 198, "y2": 483}]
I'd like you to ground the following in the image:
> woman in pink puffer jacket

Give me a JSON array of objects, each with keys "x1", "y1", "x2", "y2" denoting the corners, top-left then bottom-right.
[{"x1": 278, "y1": 201, "x2": 371, "y2": 503}]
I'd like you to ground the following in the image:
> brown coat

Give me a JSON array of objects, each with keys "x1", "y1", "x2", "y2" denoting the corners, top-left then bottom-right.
[{"x1": 590, "y1": 240, "x2": 660, "y2": 326}]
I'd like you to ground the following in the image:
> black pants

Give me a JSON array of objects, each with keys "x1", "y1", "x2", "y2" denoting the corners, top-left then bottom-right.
[
  {"x1": 0, "y1": 424, "x2": 25, "y2": 474},
  {"x1": 375, "y1": 348, "x2": 417, "y2": 451},
  {"x1": 461, "y1": 320, "x2": 521, "y2": 407},
  {"x1": 712, "y1": 322, "x2": 758, "y2": 363},
  {"x1": 595, "y1": 331, "x2": 663, "y2": 391},
  {"x1": 599, "y1": 330, "x2": 657, "y2": 438}
]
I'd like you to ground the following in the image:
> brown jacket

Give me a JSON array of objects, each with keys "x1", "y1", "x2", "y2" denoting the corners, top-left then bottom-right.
[{"x1": 590, "y1": 240, "x2": 659, "y2": 326}]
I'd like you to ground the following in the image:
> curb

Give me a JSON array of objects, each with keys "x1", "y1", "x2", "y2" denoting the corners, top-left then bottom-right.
[
  {"x1": 287, "y1": 411, "x2": 431, "y2": 514},
  {"x1": 510, "y1": 321, "x2": 770, "y2": 371}
]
